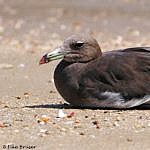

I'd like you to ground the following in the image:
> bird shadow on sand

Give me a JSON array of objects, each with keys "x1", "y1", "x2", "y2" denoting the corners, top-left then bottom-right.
[{"x1": 25, "y1": 103, "x2": 150, "y2": 110}]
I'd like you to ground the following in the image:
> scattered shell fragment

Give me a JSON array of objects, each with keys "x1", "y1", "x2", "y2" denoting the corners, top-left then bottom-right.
[
  {"x1": 49, "y1": 90, "x2": 56, "y2": 93},
  {"x1": 57, "y1": 110, "x2": 67, "y2": 118},
  {"x1": 85, "y1": 115, "x2": 88, "y2": 118},
  {"x1": 103, "y1": 118, "x2": 109, "y2": 121},
  {"x1": 38, "y1": 121, "x2": 45, "y2": 125},
  {"x1": 38, "y1": 130, "x2": 49, "y2": 137},
  {"x1": 74, "y1": 120, "x2": 81, "y2": 128},
  {"x1": 90, "y1": 135, "x2": 96, "y2": 138},
  {"x1": 0, "y1": 63, "x2": 14, "y2": 69},
  {"x1": 127, "y1": 138, "x2": 133, "y2": 142},
  {"x1": 92, "y1": 120, "x2": 100, "y2": 129},
  {"x1": 18, "y1": 63, "x2": 25, "y2": 68},
  {"x1": 14, "y1": 129, "x2": 19, "y2": 133},
  {"x1": 40, "y1": 129, "x2": 48, "y2": 133},
  {"x1": 79, "y1": 132, "x2": 85, "y2": 135},
  {"x1": 59, "y1": 128, "x2": 67, "y2": 132},
  {"x1": 74, "y1": 124, "x2": 82, "y2": 129},
  {"x1": 113, "y1": 121, "x2": 120, "y2": 127},
  {"x1": 116, "y1": 116, "x2": 121, "y2": 121},
  {"x1": 37, "y1": 115, "x2": 50, "y2": 124},
  {"x1": 15, "y1": 96, "x2": 21, "y2": 99},
  {"x1": 0, "y1": 122, "x2": 9, "y2": 128},
  {"x1": 67, "y1": 112, "x2": 75, "y2": 118},
  {"x1": 24, "y1": 92, "x2": 30, "y2": 98},
  {"x1": 64, "y1": 121, "x2": 74, "y2": 125},
  {"x1": 74, "y1": 120, "x2": 80, "y2": 124}
]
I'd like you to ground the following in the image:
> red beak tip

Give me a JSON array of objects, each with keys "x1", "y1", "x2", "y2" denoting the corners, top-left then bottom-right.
[{"x1": 39, "y1": 57, "x2": 46, "y2": 65}]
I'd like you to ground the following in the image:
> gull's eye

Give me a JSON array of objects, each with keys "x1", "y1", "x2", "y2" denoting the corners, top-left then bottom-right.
[{"x1": 71, "y1": 41, "x2": 84, "y2": 50}]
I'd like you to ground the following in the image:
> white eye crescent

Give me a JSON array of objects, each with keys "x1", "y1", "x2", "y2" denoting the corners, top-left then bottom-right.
[{"x1": 77, "y1": 41, "x2": 84, "y2": 44}]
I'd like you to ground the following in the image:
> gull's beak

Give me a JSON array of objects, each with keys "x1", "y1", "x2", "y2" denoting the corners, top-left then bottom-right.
[{"x1": 39, "y1": 47, "x2": 69, "y2": 65}]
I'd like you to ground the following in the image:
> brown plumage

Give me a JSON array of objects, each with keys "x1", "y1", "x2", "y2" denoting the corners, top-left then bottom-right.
[{"x1": 40, "y1": 34, "x2": 150, "y2": 108}]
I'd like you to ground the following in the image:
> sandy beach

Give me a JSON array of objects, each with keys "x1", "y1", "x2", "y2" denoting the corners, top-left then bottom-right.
[{"x1": 0, "y1": 0, "x2": 150, "y2": 149}]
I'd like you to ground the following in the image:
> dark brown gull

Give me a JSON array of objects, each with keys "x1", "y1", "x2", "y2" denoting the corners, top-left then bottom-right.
[{"x1": 39, "y1": 34, "x2": 150, "y2": 108}]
